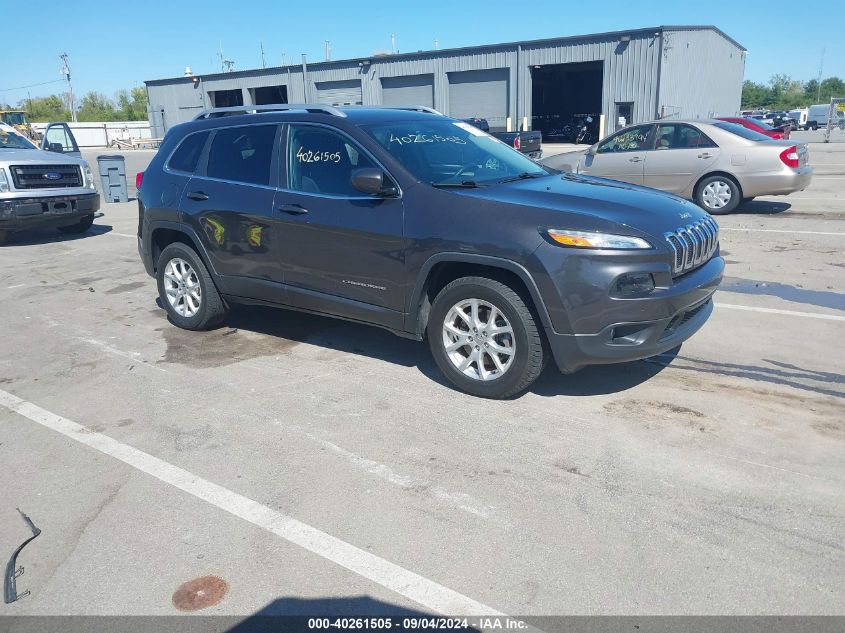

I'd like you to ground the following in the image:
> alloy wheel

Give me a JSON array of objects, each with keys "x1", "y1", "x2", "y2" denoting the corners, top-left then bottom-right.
[
  {"x1": 163, "y1": 258, "x2": 202, "y2": 317},
  {"x1": 442, "y1": 298, "x2": 515, "y2": 381}
]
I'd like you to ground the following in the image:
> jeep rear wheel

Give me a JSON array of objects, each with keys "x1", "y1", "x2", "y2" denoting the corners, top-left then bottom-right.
[
  {"x1": 428, "y1": 276, "x2": 545, "y2": 399},
  {"x1": 156, "y1": 242, "x2": 227, "y2": 330}
]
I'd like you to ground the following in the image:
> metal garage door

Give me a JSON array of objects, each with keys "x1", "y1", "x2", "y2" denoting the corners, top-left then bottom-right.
[
  {"x1": 381, "y1": 74, "x2": 434, "y2": 108},
  {"x1": 315, "y1": 79, "x2": 362, "y2": 106},
  {"x1": 448, "y1": 68, "x2": 509, "y2": 130}
]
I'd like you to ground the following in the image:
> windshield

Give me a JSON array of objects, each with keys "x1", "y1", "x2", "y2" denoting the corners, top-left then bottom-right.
[
  {"x1": 1, "y1": 112, "x2": 27, "y2": 126},
  {"x1": 363, "y1": 119, "x2": 548, "y2": 186},
  {"x1": 714, "y1": 121, "x2": 772, "y2": 142},
  {"x1": 0, "y1": 126, "x2": 37, "y2": 150},
  {"x1": 745, "y1": 117, "x2": 775, "y2": 130}
]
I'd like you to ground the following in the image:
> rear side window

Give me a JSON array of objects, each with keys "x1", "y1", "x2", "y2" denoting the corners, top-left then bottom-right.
[
  {"x1": 207, "y1": 125, "x2": 277, "y2": 186},
  {"x1": 654, "y1": 124, "x2": 717, "y2": 149},
  {"x1": 714, "y1": 122, "x2": 771, "y2": 142},
  {"x1": 168, "y1": 131, "x2": 209, "y2": 173}
]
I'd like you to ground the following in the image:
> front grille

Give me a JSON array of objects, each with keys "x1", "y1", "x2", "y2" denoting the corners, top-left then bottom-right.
[
  {"x1": 10, "y1": 164, "x2": 82, "y2": 190},
  {"x1": 664, "y1": 216, "x2": 719, "y2": 275}
]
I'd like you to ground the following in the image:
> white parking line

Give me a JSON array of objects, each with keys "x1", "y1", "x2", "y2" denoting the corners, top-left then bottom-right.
[
  {"x1": 716, "y1": 302, "x2": 845, "y2": 322},
  {"x1": 719, "y1": 227, "x2": 845, "y2": 236},
  {"x1": 0, "y1": 388, "x2": 503, "y2": 616}
]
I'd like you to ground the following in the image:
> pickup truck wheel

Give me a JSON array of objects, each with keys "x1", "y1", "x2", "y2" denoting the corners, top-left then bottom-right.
[
  {"x1": 156, "y1": 242, "x2": 227, "y2": 330},
  {"x1": 57, "y1": 214, "x2": 95, "y2": 234},
  {"x1": 695, "y1": 175, "x2": 740, "y2": 215},
  {"x1": 428, "y1": 277, "x2": 546, "y2": 399}
]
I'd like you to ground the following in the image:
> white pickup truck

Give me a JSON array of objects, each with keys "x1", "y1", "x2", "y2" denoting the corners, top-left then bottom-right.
[{"x1": 0, "y1": 122, "x2": 100, "y2": 245}]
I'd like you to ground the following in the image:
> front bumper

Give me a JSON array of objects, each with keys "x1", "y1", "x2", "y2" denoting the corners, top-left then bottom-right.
[
  {"x1": 545, "y1": 256, "x2": 724, "y2": 373},
  {"x1": 0, "y1": 193, "x2": 100, "y2": 231}
]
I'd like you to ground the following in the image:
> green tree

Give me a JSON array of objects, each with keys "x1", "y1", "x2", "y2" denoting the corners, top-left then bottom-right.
[
  {"x1": 18, "y1": 94, "x2": 69, "y2": 122},
  {"x1": 819, "y1": 77, "x2": 845, "y2": 102},
  {"x1": 115, "y1": 86, "x2": 148, "y2": 120},
  {"x1": 77, "y1": 91, "x2": 118, "y2": 121},
  {"x1": 741, "y1": 80, "x2": 771, "y2": 109}
]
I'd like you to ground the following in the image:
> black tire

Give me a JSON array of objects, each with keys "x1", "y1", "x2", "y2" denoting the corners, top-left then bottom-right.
[
  {"x1": 156, "y1": 242, "x2": 227, "y2": 330},
  {"x1": 57, "y1": 214, "x2": 95, "y2": 234},
  {"x1": 427, "y1": 276, "x2": 546, "y2": 399},
  {"x1": 0, "y1": 230, "x2": 9, "y2": 246},
  {"x1": 694, "y1": 174, "x2": 741, "y2": 215},
  {"x1": 811, "y1": 122, "x2": 818, "y2": 131}
]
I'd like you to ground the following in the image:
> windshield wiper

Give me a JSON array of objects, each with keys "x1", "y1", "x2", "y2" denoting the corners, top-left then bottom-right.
[
  {"x1": 496, "y1": 172, "x2": 546, "y2": 184},
  {"x1": 431, "y1": 180, "x2": 481, "y2": 188}
]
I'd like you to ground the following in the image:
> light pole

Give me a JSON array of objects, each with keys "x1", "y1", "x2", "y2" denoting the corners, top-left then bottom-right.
[{"x1": 60, "y1": 53, "x2": 77, "y2": 122}]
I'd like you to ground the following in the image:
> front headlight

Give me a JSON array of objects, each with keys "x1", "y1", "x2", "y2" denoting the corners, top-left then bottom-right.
[
  {"x1": 547, "y1": 229, "x2": 652, "y2": 249},
  {"x1": 82, "y1": 163, "x2": 95, "y2": 189},
  {"x1": 0, "y1": 168, "x2": 9, "y2": 193}
]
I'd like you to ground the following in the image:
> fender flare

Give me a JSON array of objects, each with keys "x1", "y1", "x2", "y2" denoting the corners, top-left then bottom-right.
[
  {"x1": 145, "y1": 220, "x2": 218, "y2": 276},
  {"x1": 405, "y1": 252, "x2": 554, "y2": 335}
]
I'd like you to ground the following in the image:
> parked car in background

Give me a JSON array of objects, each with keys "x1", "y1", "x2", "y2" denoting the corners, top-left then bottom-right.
[
  {"x1": 807, "y1": 103, "x2": 845, "y2": 131},
  {"x1": 542, "y1": 119, "x2": 812, "y2": 215},
  {"x1": 717, "y1": 116, "x2": 790, "y2": 139},
  {"x1": 0, "y1": 122, "x2": 100, "y2": 245},
  {"x1": 137, "y1": 105, "x2": 722, "y2": 398},
  {"x1": 750, "y1": 113, "x2": 775, "y2": 126},
  {"x1": 788, "y1": 108, "x2": 808, "y2": 130},
  {"x1": 460, "y1": 118, "x2": 543, "y2": 159}
]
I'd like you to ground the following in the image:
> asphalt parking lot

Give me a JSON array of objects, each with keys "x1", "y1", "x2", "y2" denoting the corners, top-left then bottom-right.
[{"x1": 0, "y1": 137, "x2": 842, "y2": 619}]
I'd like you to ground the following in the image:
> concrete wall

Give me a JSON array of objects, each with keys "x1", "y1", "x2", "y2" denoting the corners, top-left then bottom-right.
[{"x1": 32, "y1": 121, "x2": 152, "y2": 148}]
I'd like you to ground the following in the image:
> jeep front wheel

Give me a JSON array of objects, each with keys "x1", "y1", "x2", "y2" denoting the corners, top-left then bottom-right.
[{"x1": 428, "y1": 276, "x2": 546, "y2": 399}]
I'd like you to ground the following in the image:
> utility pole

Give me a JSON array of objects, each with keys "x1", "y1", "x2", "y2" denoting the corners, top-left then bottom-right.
[
  {"x1": 325, "y1": 40, "x2": 332, "y2": 62},
  {"x1": 60, "y1": 52, "x2": 76, "y2": 122},
  {"x1": 260, "y1": 42, "x2": 266, "y2": 68},
  {"x1": 434, "y1": 37, "x2": 439, "y2": 51},
  {"x1": 816, "y1": 48, "x2": 825, "y2": 102},
  {"x1": 391, "y1": 34, "x2": 397, "y2": 54}
]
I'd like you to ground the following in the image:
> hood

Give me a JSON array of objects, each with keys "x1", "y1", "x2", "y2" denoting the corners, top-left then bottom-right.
[
  {"x1": 457, "y1": 173, "x2": 709, "y2": 240},
  {"x1": 0, "y1": 148, "x2": 87, "y2": 166}
]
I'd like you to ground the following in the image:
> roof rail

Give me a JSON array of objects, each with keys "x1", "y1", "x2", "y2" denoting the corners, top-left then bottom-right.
[
  {"x1": 193, "y1": 103, "x2": 346, "y2": 120},
  {"x1": 341, "y1": 105, "x2": 445, "y2": 116}
]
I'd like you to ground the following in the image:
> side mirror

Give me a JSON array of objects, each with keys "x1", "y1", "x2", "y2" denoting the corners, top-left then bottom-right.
[
  {"x1": 587, "y1": 144, "x2": 598, "y2": 156},
  {"x1": 351, "y1": 167, "x2": 396, "y2": 196},
  {"x1": 47, "y1": 142, "x2": 64, "y2": 153}
]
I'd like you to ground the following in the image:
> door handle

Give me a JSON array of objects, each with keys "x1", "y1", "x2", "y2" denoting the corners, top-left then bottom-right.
[
  {"x1": 279, "y1": 204, "x2": 309, "y2": 215},
  {"x1": 186, "y1": 191, "x2": 209, "y2": 201},
  {"x1": 697, "y1": 153, "x2": 712, "y2": 159},
  {"x1": 628, "y1": 156, "x2": 642, "y2": 163}
]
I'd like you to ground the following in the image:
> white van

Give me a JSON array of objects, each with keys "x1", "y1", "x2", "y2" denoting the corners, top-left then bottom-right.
[
  {"x1": 788, "y1": 108, "x2": 808, "y2": 130},
  {"x1": 807, "y1": 103, "x2": 845, "y2": 130}
]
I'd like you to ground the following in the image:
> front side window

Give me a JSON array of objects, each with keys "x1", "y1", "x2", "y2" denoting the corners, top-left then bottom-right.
[
  {"x1": 597, "y1": 125, "x2": 652, "y2": 153},
  {"x1": 363, "y1": 119, "x2": 547, "y2": 185},
  {"x1": 287, "y1": 125, "x2": 379, "y2": 196},
  {"x1": 44, "y1": 125, "x2": 77, "y2": 152},
  {"x1": 168, "y1": 131, "x2": 210, "y2": 173},
  {"x1": 206, "y1": 125, "x2": 276, "y2": 186},
  {"x1": 654, "y1": 124, "x2": 717, "y2": 150}
]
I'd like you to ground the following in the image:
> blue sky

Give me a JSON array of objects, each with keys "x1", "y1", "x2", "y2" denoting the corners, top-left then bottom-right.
[{"x1": 2, "y1": 0, "x2": 842, "y2": 103}]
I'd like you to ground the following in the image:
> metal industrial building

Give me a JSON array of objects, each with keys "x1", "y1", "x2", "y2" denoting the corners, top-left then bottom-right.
[{"x1": 145, "y1": 25, "x2": 745, "y2": 139}]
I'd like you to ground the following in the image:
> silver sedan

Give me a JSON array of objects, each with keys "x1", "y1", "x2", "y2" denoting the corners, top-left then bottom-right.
[{"x1": 541, "y1": 119, "x2": 813, "y2": 214}]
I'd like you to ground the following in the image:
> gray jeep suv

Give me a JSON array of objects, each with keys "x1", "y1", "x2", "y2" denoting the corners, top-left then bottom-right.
[{"x1": 137, "y1": 105, "x2": 723, "y2": 398}]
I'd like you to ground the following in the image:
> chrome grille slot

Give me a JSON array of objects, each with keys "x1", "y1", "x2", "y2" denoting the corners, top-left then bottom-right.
[{"x1": 664, "y1": 217, "x2": 719, "y2": 275}]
